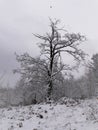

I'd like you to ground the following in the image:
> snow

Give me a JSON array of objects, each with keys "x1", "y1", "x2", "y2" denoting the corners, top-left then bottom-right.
[{"x1": 1, "y1": 98, "x2": 98, "y2": 130}]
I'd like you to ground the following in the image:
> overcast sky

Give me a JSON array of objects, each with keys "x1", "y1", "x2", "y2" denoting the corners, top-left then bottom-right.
[{"x1": 0, "y1": 0, "x2": 98, "y2": 87}]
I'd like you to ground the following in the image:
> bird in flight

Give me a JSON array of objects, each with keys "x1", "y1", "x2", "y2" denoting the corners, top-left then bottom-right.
[{"x1": 50, "y1": 5, "x2": 52, "y2": 8}]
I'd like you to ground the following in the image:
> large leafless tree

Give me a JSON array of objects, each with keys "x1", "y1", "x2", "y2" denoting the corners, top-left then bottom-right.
[
  {"x1": 34, "y1": 19, "x2": 86, "y2": 98},
  {"x1": 15, "y1": 19, "x2": 86, "y2": 99}
]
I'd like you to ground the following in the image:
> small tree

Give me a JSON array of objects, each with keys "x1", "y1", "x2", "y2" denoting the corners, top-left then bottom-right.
[
  {"x1": 86, "y1": 53, "x2": 98, "y2": 97},
  {"x1": 15, "y1": 19, "x2": 86, "y2": 99}
]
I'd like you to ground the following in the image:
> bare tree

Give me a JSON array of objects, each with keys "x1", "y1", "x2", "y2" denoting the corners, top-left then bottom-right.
[
  {"x1": 15, "y1": 19, "x2": 86, "y2": 100},
  {"x1": 34, "y1": 19, "x2": 86, "y2": 98}
]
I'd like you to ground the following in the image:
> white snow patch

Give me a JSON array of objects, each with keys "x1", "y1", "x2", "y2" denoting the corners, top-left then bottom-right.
[{"x1": 0, "y1": 98, "x2": 98, "y2": 130}]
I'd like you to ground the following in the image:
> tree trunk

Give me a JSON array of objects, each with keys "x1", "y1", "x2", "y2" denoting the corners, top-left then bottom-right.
[
  {"x1": 47, "y1": 79, "x2": 53, "y2": 99},
  {"x1": 47, "y1": 42, "x2": 54, "y2": 99}
]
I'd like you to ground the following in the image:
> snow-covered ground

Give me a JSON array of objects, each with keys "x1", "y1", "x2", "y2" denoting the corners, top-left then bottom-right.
[{"x1": 1, "y1": 98, "x2": 98, "y2": 130}]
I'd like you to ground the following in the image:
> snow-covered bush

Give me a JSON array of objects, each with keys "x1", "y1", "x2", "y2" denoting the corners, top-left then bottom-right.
[{"x1": 58, "y1": 97, "x2": 80, "y2": 106}]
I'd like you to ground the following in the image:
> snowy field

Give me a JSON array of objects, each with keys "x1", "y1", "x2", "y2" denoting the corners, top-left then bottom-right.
[{"x1": 1, "y1": 98, "x2": 98, "y2": 130}]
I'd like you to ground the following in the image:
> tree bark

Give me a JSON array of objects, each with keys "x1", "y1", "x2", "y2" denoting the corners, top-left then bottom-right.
[
  {"x1": 47, "y1": 42, "x2": 54, "y2": 99},
  {"x1": 47, "y1": 80, "x2": 53, "y2": 99}
]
